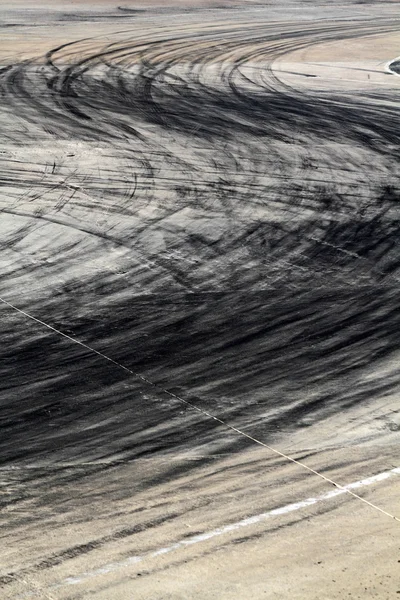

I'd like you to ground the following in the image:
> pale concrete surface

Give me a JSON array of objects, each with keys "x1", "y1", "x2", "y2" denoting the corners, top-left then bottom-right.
[{"x1": 0, "y1": 1, "x2": 399, "y2": 598}]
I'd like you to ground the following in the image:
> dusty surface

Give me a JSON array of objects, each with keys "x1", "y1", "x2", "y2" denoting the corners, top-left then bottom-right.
[{"x1": 0, "y1": 1, "x2": 399, "y2": 599}]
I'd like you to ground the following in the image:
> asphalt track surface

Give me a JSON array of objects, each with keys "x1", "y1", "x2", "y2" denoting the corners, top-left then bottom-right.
[{"x1": 0, "y1": 2, "x2": 400, "y2": 598}]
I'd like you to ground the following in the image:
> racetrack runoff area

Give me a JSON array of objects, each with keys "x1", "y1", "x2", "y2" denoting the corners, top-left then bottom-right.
[{"x1": 0, "y1": 1, "x2": 399, "y2": 598}]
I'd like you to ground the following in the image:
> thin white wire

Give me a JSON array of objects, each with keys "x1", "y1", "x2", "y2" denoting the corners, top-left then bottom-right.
[{"x1": 0, "y1": 295, "x2": 398, "y2": 522}]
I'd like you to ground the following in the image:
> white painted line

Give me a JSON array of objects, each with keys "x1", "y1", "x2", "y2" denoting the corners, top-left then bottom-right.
[
  {"x1": 57, "y1": 467, "x2": 400, "y2": 588},
  {"x1": 385, "y1": 55, "x2": 400, "y2": 78}
]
